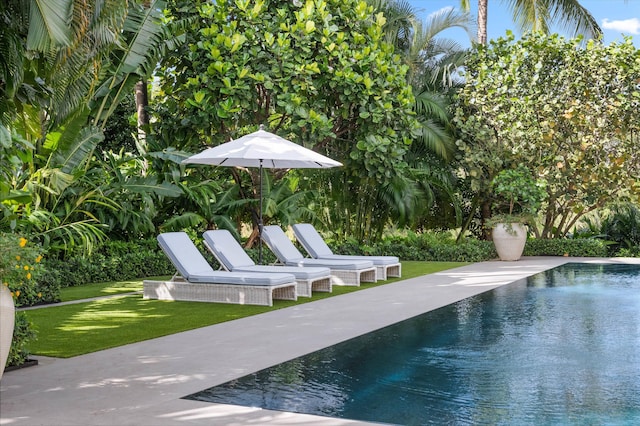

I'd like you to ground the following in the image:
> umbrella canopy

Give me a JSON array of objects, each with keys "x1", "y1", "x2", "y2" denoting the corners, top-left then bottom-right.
[
  {"x1": 182, "y1": 128, "x2": 342, "y2": 169},
  {"x1": 182, "y1": 126, "x2": 342, "y2": 263}
]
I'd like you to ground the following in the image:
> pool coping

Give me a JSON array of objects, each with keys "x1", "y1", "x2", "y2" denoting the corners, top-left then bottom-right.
[{"x1": 1, "y1": 256, "x2": 639, "y2": 425}]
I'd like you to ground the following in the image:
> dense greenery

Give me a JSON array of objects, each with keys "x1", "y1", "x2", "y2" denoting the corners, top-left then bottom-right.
[
  {"x1": 523, "y1": 238, "x2": 608, "y2": 257},
  {"x1": 0, "y1": 234, "x2": 50, "y2": 306},
  {"x1": 43, "y1": 238, "x2": 173, "y2": 288},
  {"x1": 8, "y1": 312, "x2": 37, "y2": 367},
  {"x1": 154, "y1": 0, "x2": 424, "y2": 241},
  {"x1": 0, "y1": 233, "x2": 44, "y2": 365},
  {"x1": 487, "y1": 165, "x2": 547, "y2": 228},
  {"x1": 455, "y1": 33, "x2": 640, "y2": 238},
  {"x1": 0, "y1": 0, "x2": 179, "y2": 253}
]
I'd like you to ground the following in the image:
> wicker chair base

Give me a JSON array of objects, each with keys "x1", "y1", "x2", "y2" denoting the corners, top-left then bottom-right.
[
  {"x1": 331, "y1": 267, "x2": 377, "y2": 286},
  {"x1": 143, "y1": 280, "x2": 297, "y2": 306},
  {"x1": 295, "y1": 276, "x2": 333, "y2": 297},
  {"x1": 376, "y1": 263, "x2": 402, "y2": 281}
]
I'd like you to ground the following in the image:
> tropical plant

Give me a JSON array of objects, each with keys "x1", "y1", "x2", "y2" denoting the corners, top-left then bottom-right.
[
  {"x1": 454, "y1": 33, "x2": 640, "y2": 238},
  {"x1": 0, "y1": 233, "x2": 51, "y2": 307},
  {"x1": 0, "y1": 0, "x2": 179, "y2": 253},
  {"x1": 155, "y1": 0, "x2": 420, "y2": 242},
  {"x1": 600, "y1": 203, "x2": 640, "y2": 255},
  {"x1": 487, "y1": 164, "x2": 547, "y2": 228},
  {"x1": 460, "y1": 0, "x2": 602, "y2": 45},
  {"x1": 353, "y1": 1, "x2": 473, "y2": 234}
]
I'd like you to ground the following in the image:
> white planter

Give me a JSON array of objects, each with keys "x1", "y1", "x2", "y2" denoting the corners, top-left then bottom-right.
[
  {"x1": 0, "y1": 284, "x2": 15, "y2": 381},
  {"x1": 492, "y1": 223, "x2": 527, "y2": 261}
]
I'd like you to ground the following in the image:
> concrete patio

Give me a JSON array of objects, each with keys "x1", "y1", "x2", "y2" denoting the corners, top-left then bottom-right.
[{"x1": 1, "y1": 256, "x2": 638, "y2": 425}]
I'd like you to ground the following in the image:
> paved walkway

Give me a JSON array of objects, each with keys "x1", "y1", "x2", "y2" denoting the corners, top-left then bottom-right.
[{"x1": 1, "y1": 257, "x2": 638, "y2": 425}]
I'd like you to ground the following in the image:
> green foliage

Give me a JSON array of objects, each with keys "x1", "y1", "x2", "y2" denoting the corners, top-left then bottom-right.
[
  {"x1": 43, "y1": 238, "x2": 174, "y2": 288},
  {"x1": 454, "y1": 33, "x2": 640, "y2": 238},
  {"x1": 599, "y1": 203, "x2": 640, "y2": 253},
  {"x1": 523, "y1": 238, "x2": 608, "y2": 257},
  {"x1": 0, "y1": 233, "x2": 45, "y2": 368},
  {"x1": 101, "y1": 95, "x2": 138, "y2": 153},
  {"x1": 0, "y1": 0, "x2": 177, "y2": 254},
  {"x1": 491, "y1": 165, "x2": 546, "y2": 216},
  {"x1": 0, "y1": 233, "x2": 56, "y2": 306},
  {"x1": 328, "y1": 229, "x2": 618, "y2": 260},
  {"x1": 7, "y1": 311, "x2": 37, "y2": 367},
  {"x1": 615, "y1": 247, "x2": 640, "y2": 258},
  {"x1": 331, "y1": 230, "x2": 497, "y2": 262},
  {"x1": 571, "y1": 203, "x2": 640, "y2": 257},
  {"x1": 155, "y1": 0, "x2": 420, "y2": 241}
]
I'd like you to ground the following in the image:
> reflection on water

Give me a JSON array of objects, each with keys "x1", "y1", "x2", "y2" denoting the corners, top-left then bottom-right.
[{"x1": 186, "y1": 263, "x2": 640, "y2": 425}]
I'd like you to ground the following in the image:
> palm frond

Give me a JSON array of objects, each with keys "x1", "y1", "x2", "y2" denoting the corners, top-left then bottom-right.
[
  {"x1": 52, "y1": 125, "x2": 104, "y2": 173},
  {"x1": 26, "y1": 0, "x2": 73, "y2": 50},
  {"x1": 503, "y1": 0, "x2": 602, "y2": 39},
  {"x1": 124, "y1": 178, "x2": 183, "y2": 197},
  {"x1": 161, "y1": 212, "x2": 207, "y2": 231},
  {"x1": 93, "y1": 0, "x2": 167, "y2": 126}
]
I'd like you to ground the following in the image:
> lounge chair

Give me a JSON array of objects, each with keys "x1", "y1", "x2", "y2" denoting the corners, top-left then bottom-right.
[
  {"x1": 261, "y1": 225, "x2": 377, "y2": 286},
  {"x1": 143, "y1": 232, "x2": 297, "y2": 306},
  {"x1": 292, "y1": 223, "x2": 402, "y2": 280},
  {"x1": 202, "y1": 230, "x2": 332, "y2": 297}
]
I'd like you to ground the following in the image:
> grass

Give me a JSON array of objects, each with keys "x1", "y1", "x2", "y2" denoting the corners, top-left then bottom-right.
[
  {"x1": 59, "y1": 277, "x2": 164, "y2": 302},
  {"x1": 25, "y1": 261, "x2": 467, "y2": 358}
]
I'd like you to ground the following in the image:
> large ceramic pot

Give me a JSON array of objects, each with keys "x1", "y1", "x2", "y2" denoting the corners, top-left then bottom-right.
[
  {"x1": 0, "y1": 284, "x2": 15, "y2": 381},
  {"x1": 492, "y1": 223, "x2": 527, "y2": 261}
]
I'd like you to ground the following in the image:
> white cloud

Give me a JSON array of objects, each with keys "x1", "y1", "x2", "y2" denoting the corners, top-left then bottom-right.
[
  {"x1": 602, "y1": 18, "x2": 640, "y2": 35},
  {"x1": 428, "y1": 6, "x2": 455, "y2": 20}
]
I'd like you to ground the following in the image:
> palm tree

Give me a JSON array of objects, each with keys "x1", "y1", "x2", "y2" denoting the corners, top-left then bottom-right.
[
  {"x1": 460, "y1": 0, "x2": 602, "y2": 45},
  {"x1": 364, "y1": 1, "x2": 473, "y2": 232},
  {"x1": 1, "y1": 0, "x2": 174, "y2": 253}
]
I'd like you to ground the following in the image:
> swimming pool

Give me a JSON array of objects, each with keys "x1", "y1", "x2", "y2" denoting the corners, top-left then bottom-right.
[{"x1": 185, "y1": 263, "x2": 640, "y2": 425}]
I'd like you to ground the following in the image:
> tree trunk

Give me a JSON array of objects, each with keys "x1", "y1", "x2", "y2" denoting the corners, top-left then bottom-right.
[
  {"x1": 481, "y1": 198, "x2": 491, "y2": 240},
  {"x1": 477, "y1": 0, "x2": 488, "y2": 45},
  {"x1": 135, "y1": 79, "x2": 149, "y2": 140}
]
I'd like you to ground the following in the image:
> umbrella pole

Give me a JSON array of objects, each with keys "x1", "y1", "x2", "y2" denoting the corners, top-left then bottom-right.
[{"x1": 258, "y1": 160, "x2": 263, "y2": 265}]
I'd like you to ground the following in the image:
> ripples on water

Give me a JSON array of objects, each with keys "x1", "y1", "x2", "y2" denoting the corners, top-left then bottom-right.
[{"x1": 186, "y1": 263, "x2": 640, "y2": 425}]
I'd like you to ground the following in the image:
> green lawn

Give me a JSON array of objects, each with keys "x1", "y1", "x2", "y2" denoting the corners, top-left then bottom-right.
[
  {"x1": 26, "y1": 261, "x2": 466, "y2": 358},
  {"x1": 58, "y1": 276, "x2": 169, "y2": 302}
]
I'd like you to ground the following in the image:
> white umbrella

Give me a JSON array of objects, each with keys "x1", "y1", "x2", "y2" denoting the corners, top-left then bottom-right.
[{"x1": 182, "y1": 125, "x2": 342, "y2": 262}]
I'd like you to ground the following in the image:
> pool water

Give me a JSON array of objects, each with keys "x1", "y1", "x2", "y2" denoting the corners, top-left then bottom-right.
[{"x1": 185, "y1": 263, "x2": 640, "y2": 425}]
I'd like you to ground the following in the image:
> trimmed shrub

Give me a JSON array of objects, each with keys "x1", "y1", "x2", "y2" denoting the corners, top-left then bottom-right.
[
  {"x1": 8, "y1": 312, "x2": 37, "y2": 367},
  {"x1": 329, "y1": 231, "x2": 616, "y2": 262},
  {"x1": 43, "y1": 238, "x2": 174, "y2": 288},
  {"x1": 332, "y1": 232, "x2": 497, "y2": 262},
  {"x1": 523, "y1": 238, "x2": 609, "y2": 257}
]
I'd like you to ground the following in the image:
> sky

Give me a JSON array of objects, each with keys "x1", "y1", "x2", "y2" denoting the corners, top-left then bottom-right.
[{"x1": 407, "y1": 0, "x2": 640, "y2": 47}]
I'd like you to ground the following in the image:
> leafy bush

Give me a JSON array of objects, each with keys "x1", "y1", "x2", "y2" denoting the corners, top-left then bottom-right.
[
  {"x1": 332, "y1": 231, "x2": 497, "y2": 262},
  {"x1": 523, "y1": 238, "x2": 609, "y2": 257},
  {"x1": 0, "y1": 233, "x2": 44, "y2": 367},
  {"x1": 44, "y1": 238, "x2": 174, "y2": 288},
  {"x1": 7, "y1": 312, "x2": 37, "y2": 367},
  {"x1": 570, "y1": 203, "x2": 640, "y2": 257},
  {"x1": 328, "y1": 230, "x2": 619, "y2": 262},
  {"x1": 0, "y1": 233, "x2": 56, "y2": 306},
  {"x1": 600, "y1": 203, "x2": 640, "y2": 254},
  {"x1": 615, "y1": 247, "x2": 640, "y2": 257}
]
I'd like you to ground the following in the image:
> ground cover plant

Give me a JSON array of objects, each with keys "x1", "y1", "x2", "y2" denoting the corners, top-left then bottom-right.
[{"x1": 24, "y1": 261, "x2": 464, "y2": 358}]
